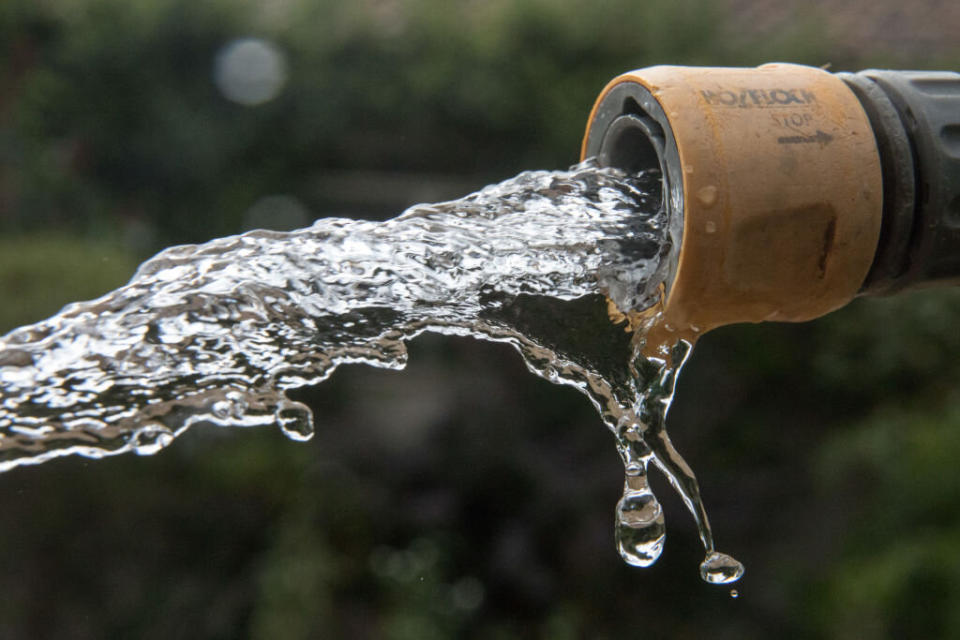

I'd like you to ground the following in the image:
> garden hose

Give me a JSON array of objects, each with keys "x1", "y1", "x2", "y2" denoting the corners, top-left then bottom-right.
[{"x1": 582, "y1": 64, "x2": 960, "y2": 347}]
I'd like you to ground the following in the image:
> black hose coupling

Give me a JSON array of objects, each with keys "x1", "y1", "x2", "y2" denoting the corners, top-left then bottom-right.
[{"x1": 839, "y1": 70, "x2": 960, "y2": 295}]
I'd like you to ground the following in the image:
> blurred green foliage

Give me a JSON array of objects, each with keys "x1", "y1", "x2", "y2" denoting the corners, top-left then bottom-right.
[
  {"x1": 2, "y1": 0, "x2": 960, "y2": 638},
  {"x1": 1, "y1": 0, "x2": 831, "y2": 247},
  {"x1": 813, "y1": 399, "x2": 960, "y2": 639},
  {"x1": 801, "y1": 290, "x2": 960, "y2": 638},
  {"x1": 0, "y1": 235, "x2": 139, "y2": 331}
]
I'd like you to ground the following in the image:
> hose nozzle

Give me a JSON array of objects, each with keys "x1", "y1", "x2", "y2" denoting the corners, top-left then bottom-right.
[{"x1": 582, "y1": 64, "x2": 960, "y2": 347}]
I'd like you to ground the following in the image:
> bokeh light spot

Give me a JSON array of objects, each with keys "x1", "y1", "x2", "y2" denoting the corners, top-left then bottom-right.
[{"x1": 213, "y1": 37, "x2": 288, "y2": 106}]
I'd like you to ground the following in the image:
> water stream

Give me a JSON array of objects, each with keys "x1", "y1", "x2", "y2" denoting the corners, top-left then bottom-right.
[{"x1": 0, "y1": 159, "x2": 742, "y2": 584}]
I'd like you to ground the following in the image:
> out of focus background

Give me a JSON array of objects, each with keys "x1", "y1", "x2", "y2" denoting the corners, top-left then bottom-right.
[{"x1": 3, "y1": 0, "x2": 960, "y2": 637}]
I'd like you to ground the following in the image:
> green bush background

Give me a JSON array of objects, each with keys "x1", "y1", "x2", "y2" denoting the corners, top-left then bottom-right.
[{"x1": 2, "y1": 0, "x2": 960, "y2": 637}]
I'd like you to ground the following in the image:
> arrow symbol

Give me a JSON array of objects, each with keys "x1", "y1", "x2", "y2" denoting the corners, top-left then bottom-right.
[{"x1": 777, "y1": 129, "x2": 834, "y2": 146}]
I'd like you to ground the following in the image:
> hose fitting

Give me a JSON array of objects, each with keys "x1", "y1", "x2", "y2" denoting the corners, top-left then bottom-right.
[{"x1": 583, "y1": 63, "x2": 960, "y2": 346}]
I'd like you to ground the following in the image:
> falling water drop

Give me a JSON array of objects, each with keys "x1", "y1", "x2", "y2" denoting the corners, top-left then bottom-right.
[
  {"x1": 615, "y1": 461, "x2": 666, "y2": 567},
  {"x1": 699, "y1": 551, "x2": 745, "y2": 584}
]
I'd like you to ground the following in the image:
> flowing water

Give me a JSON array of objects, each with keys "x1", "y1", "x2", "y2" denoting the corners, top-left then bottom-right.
[{"x1": 0, "y1": 159, "x2": 742, "y2": 584}]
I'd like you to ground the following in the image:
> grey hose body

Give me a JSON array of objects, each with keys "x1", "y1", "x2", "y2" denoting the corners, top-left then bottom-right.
[{"x1": 840, "y1": 70, "x2": 960, "y2": 295}]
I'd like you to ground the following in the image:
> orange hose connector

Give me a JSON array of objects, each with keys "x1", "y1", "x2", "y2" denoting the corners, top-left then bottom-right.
[{"x1": 582, "y1": 64, "x2": 883, "y2": 350}]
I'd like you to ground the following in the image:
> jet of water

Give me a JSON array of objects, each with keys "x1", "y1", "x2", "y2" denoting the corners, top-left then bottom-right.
[{"x1": 0, "y1": 160, "x2": 741, "y2": 583}]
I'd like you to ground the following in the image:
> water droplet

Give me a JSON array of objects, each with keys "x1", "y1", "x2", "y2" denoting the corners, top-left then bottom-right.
[
  {"x1": 730, "y1": 589, "x2": 739, "y2": 598},
  {"x1": 225, "y1": 391, "x2": 248, "y2": 418},
  {"x1": 699, "y1": 551, "x2": 745, "y2": 584},
  {"x1": 704, "y1": 220, "x2": 717, "y2": 234},
  {"x1": 696, "y1": 185, "x2": 718, "y2": 207},
  {"x1": 615, "y1": 485, "x2": 666, "y2": 567},
  {"x1": 211, "y1": 401, "x2": 231, "y2": 420},
  {"x1": 275, "y1": 400, "x2": 314, "y2": 441},
  {"x1": 212, "y1": 391, "x2": 248, "y2": 422},
  {"x1": 130, "y1": 423, "x2": 174, "y2": 456}
]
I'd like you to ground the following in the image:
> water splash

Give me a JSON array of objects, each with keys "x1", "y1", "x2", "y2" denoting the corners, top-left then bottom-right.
[{"x1": 0, "y1": 160, "x2": 741, "y2": 583}]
